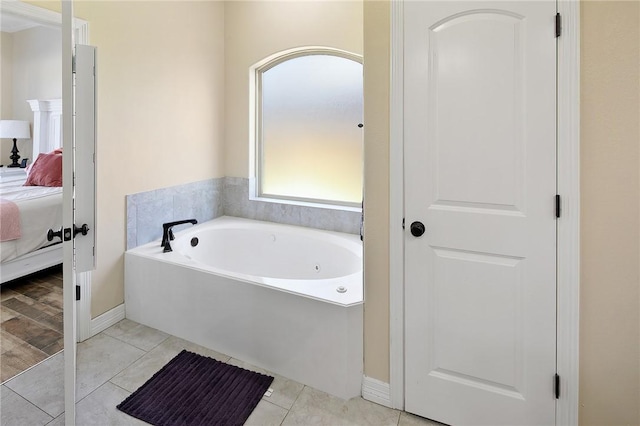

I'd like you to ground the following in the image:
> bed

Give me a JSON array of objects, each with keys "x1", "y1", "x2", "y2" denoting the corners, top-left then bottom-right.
[{"x1": 1, "y1": 99, "x2": 63, "y2": 284}]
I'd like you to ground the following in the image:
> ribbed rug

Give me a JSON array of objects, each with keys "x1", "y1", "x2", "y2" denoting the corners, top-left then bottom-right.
[{"x1": 117, "y1": 350, "x2": 274, "y2": 426}]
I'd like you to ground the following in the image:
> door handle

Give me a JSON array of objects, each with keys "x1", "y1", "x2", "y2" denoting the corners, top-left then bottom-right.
[
  {"x1": 47, "y1": 227, "x2": 63, "y2": 241},
  {"x1": 48, "y1": 225, "x2": 88, "y2": 241},
  {"x1": 74, "y1": 224, "x2": 90, "y2": 238},
  {"x1": 410, "y1": 221, "x2": 426, "y2": 237}
]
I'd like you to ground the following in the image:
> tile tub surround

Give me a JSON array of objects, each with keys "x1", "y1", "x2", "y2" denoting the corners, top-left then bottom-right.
[
  {"x1": 223, "y1": 177, "x2": 361, "y2": 235},
  {"x1": 126, "y1": 178, "x2": 224, "y2": 249},
  {"x1": 127, "y1": 177, "x2": 361, "y2": 249},
  {"x1": 0, "y1": 318, "x2": 444, "y2": 426}
]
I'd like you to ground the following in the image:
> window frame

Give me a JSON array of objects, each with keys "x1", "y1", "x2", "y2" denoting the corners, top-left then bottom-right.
[{"x1": 249, "y1": 47, "x2": 364, "y2": 211}]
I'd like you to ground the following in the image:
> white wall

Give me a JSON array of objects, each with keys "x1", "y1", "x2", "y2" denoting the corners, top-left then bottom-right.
[
  {"x1": 1, "y1": 32, "x2": 14, "y2": 119},
  {"x1": 3, "y1": 26, "x2": 62, "y2": 164}
]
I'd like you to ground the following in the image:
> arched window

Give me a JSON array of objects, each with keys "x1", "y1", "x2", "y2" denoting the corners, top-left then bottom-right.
[{"x1": 252, "y1": 48, "x2": 363, "y2": 208}]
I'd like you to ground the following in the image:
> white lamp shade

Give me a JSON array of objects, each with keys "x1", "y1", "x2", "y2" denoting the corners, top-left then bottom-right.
[{"x1": 0, "y1": 120, "x2": 31, "y2": 139}]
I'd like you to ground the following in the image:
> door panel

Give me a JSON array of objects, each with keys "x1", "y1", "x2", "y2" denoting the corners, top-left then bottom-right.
[
  {"x1": 404, "y1": 2, "x2": 557, "y2": 425},
  {"x1": 74, "y1": 45, "x2": 96, "y2": 272},
  {"x1": 431, "y1": 248, "x2": 523, "y2": 390},
  {"x1": 431, "y1": 12, "x2": 525, "y2": 210}
]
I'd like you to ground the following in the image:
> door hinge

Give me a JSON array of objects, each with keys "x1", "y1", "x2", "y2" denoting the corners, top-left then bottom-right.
[
  {"x1": 554, "y1": 373, "x2": 560, "y2": 399},
  {"x1": 402, "y1": 218, "x2": 405, "y2": 230},
  {"x1": 555, "y1": 13, "x2": 562, "y2": 37},
  {"x1": 72, "y1": 55, "x2": 77, "y2": 73},
  {"x1": 75, "y1": 285, "x2": 81, "y2": 301},
  {"x1": 555, "y1": 194, "x2": 561, "y2": 218}
]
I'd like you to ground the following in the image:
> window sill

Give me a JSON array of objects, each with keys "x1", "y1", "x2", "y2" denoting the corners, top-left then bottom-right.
[{"x1": 249, "y1": 195, "x2": 362, "y2": 213}]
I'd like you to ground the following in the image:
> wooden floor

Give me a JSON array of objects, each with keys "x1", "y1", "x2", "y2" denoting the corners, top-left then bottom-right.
[{"x1": 0, "y1": 265, "x2": 64, "y2": 383}]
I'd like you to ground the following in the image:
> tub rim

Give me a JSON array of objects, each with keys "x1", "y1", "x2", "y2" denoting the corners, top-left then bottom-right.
[{"x1": 126, "y1": 216, "x2": 364, "y2": 307}]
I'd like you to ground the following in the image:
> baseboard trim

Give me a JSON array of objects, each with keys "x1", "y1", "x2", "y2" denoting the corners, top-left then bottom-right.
[
  {"x1": 362, "y1": 376, "x2": 392, "y2": 408},
  {"x1": 89, "y1": 303, "x2": 125, "y2": 337}
]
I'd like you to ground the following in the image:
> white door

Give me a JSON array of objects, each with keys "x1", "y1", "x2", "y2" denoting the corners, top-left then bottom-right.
[
  {"x1": 62, "y1": 1, "x2": 97, "y2": 423},
  {"x1": 404, "y1": 1, "x2": 557, "y2": 425}
]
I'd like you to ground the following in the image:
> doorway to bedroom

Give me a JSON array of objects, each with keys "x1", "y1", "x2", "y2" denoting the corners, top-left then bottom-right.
[{"x1": 0, "y1": 12, "x2": 64, "y2": 383}]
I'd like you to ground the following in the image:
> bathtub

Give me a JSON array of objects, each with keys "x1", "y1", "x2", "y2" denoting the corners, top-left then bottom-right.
[{"x1": 125, "y1": 216, "x2": 363, "y2": 399}]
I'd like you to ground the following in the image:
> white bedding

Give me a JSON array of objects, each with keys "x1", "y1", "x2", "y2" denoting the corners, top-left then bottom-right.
[{"x1": 0, "y1": 178, "x2": 63, "y2": 263}]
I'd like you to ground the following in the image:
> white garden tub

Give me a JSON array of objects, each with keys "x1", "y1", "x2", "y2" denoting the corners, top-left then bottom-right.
[{"x1": 124, "y1": 216, "x2": 363, "y2": 399}]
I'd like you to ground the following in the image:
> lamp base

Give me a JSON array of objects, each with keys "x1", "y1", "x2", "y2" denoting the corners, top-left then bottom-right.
[{"x1": 7, "y1": 138, "x2": 20, "y2": 168}]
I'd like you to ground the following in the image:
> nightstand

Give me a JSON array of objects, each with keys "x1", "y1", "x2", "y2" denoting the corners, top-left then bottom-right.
[{"x1": 0, "y1": 167, "x2": 27, "y2": 182}]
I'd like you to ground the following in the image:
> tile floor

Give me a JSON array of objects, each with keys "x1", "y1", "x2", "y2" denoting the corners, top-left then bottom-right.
[
  {"x1": 0, "y1": 318, "x2": 441, "y2": 426},
  {"x1": 1, "y1": 266, "x2": 64, "y2": 382}
]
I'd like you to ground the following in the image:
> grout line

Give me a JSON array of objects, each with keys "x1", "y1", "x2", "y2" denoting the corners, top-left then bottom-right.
[
  {"x1": 2, "y1": 383, "x2": 55, "y2": 422},
  {"x1": 74, "y1": 355, "x2": 141, "y2": 406},
  {"x1": 45, "y1": 414, "x2": 63, "y2": 425},
  {"x1": 101, "y1": 322, "x2": 170, "y2": 353},
  {"x1": 105, "y1": 332, "x2": 169, "y2": 353},
  {"x1": 6, "y1": 309, "x2": 64, "y2": 336},
  {"x1": 143, "y1": 334, "x2": 171, "y2": 352},
  {"x1": 0, "y1": 305, "x2": 24, "y2": 320},
  {"x1": 1, "y1": 281, "x2": 64, "y2": 335},
  {"x1": 0, "y1": 330, "x2": 57, "y2": 384},
  {"x1": 73, "y1": 332, "x2": 150, "y2": 404},
  {"x1": 279, "y1": 385, "x2": 306, "y2": 425},
  {"x1": 255, "y1": 398, "x2": 287, "y2": 417},
  {"x1": 96, "y1": 344, "x2": 148, "y2": 381},
  {"x1": 108, "y1": 380, "x2": 133, "y2": 395}
]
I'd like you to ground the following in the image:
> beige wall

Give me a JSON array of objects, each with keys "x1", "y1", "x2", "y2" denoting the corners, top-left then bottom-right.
[
  {"x1": 361, "y1": 1, "x2": 640, "y2": 424},
  {"x1": 29, "y1": 0, "x2": 362, "y2": 319},
  {"x1": 22, "y1": 1, "x2": 639, "y2": 422},
  {"x1": 77, "y1": 1, "x2": 226, "y2": 316},
  {"x1": 224, "y1": 1, "x2": 363, "y2": 178},
  {"x1": 5, "y1": 26, "x2": 61, "y2": 163},
  {"x1": 580, "y1": 2, "x2": 640, "y2": 424},
  {"x1": 363, "y1": 0, "x2": 390, "y2": 382},
  {"x1": 26, "y1": 0, "x2": 227, "y2": 317}
]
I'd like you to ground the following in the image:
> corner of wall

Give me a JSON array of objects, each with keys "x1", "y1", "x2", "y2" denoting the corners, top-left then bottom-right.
[{"x1": 362, "y1": 0, "x2": 391, "y2": 384}]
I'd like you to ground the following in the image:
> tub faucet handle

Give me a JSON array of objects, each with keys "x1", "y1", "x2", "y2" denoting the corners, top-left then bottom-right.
[{"x1": 161, "y1": 219, "x2": 198, "y2": 252}]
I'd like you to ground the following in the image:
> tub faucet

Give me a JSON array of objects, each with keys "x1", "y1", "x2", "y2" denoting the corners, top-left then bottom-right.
[{"x1": 161, "y1": 219, "x2": 198, "y2": 253}]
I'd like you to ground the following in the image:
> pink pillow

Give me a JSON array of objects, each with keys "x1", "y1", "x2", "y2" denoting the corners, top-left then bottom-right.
[
  {"x1": 25, "y1": 149, "x2": 61, "y2": 176},
  {"x1": 23, "y1": 152, "x2": 62, "y2": 187}
]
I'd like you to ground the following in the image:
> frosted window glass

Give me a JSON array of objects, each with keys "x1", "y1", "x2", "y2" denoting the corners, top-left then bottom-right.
[{"x1": 260, "y1": 54, "x2": 363, "y2": 205}]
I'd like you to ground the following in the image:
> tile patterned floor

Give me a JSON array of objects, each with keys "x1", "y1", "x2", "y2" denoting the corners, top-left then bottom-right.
[
  {"x1": 0, "y1": 318, "x2": 443, "y2": 425},
  {"x1": 0, "y1": 266, "x2": 64, "y2": 383}
]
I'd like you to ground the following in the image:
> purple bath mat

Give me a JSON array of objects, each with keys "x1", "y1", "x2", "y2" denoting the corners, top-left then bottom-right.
[{"x1": 117, "y1": 350, "x2": 274, "y2": 426}]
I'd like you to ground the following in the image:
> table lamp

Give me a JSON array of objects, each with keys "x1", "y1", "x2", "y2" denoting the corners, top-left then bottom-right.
[{"x1": 0, "y1": 120, "x2": 31, "y2": 168}]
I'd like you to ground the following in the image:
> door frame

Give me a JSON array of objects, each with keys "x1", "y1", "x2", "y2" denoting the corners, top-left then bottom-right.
[
  {"x1": 1, "y1": 1, "x2": 93, "y2": 342},
  {"x1": 388, "y1": 1, "x2": 581, "y2": 424}
]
